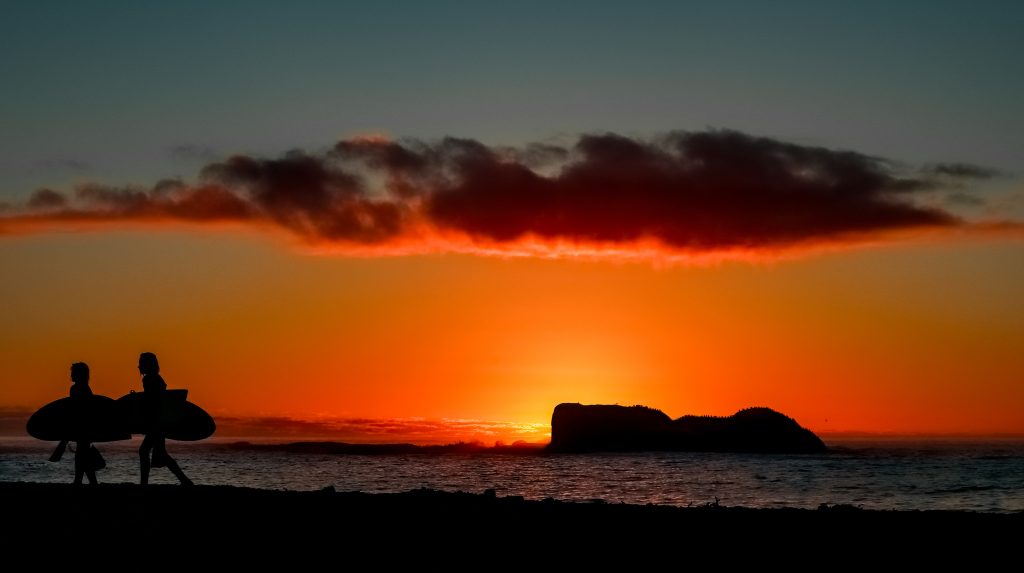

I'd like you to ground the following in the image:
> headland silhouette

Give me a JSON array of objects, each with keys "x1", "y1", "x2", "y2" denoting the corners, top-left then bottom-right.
[
  {"x1": 226, "y1": 403, "x2": 826, "y2": 455},
  {"x1": 548, "y1": 403, "x2": 826, "y2": 453}
]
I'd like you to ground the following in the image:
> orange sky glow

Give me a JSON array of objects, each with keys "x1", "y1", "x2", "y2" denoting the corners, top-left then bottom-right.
[{"x1": 2, "y1": 225, "x2": 1022, "y2": 443}]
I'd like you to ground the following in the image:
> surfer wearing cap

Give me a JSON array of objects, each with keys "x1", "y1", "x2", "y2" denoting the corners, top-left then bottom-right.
[
  {"x1": 49, "y1": 362, "x2": 102, "y2": 485},
  {"x1": 137, "y1": 352, "x2": 193, "y2": 486}
]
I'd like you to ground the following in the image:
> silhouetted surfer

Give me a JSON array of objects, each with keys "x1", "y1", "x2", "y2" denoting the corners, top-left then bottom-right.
[
  {"x1": 49, "y1": 362, "x2": 101, "y2": 485},
  {"x1": 137, "y1": 352, "x2": 193, "y2": 486}
]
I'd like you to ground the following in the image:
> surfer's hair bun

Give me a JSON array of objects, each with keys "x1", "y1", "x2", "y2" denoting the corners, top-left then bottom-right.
[
  {"x1": 139, "y1": 352, "x2": 160, "y2": 374},
  {"x1": 70, "y1": 362, "x2": 89, "y2": 382}
]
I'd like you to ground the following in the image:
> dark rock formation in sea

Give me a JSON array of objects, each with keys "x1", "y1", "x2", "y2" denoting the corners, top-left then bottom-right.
[{"x1": 548, "y1": 403, "x2": 826, "y2": 453}]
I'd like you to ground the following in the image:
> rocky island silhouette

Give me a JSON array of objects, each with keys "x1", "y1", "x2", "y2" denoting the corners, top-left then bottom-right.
[
  {"x1": 223, "y1": 403, "x2": 827, "y2": 455},
  {"x1": 548, "y1": 403, "x2": 826, "y2": 453}
]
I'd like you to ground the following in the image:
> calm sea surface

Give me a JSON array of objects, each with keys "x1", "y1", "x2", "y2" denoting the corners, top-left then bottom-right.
[{"x1": 2, "y1": 437, "x2": 1022, "y2": 513}]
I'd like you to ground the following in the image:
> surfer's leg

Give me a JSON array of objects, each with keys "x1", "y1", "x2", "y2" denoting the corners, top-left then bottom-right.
[
  {"x1": 165, "y1": 454, "x2": 193, "y2": 486},
  {"x1": 157, "y1": 437, "x2": 192, "y2": 485},
  {"x1": 139, "y1": 435, "x2": 153, "y2": 485},
  {"x1": 77, "y1": 441, "x2": 100, "y2": 482},
  {"x1": 73, "y1": 443, "x2": 85, "y2": 485}
]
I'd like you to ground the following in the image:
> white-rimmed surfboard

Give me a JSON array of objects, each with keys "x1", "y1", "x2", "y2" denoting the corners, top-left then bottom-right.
[
  {"x1": 117, "y1": 390, "x2": 216, "y2": 441},
  {"x1": 27, "y1": 395, "x2": 131, "y2": 442}
]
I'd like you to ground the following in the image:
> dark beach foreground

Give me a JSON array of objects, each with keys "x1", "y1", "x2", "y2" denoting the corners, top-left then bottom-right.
[{"x1": 2, "y1": 482, "x2": 1021, "y2": 565}]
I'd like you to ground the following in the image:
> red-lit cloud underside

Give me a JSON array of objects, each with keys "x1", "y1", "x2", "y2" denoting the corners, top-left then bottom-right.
[{"x1": 1, "y1": 130, "x2": 1009, "y2": 261}]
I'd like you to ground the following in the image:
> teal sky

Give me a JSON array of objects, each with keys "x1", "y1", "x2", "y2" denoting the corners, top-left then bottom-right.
[{"x1": 2, "y1": 0, "x2": 1022, "y2": 200}]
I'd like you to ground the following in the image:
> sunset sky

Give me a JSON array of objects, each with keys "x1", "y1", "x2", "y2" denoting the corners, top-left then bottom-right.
[{"x1": 2, "y1": 1, "x2": 1022, "y2": 441}]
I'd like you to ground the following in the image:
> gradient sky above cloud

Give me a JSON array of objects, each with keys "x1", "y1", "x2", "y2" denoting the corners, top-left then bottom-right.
[{"x1": 1, "y1": 1, "x2": 1022, "y2": 439}]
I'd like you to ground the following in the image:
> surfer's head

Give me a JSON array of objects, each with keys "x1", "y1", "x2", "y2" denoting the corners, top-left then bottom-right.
[
  {"x1": 70, "y1": 362, "x2": 89, "y2": 384},
  {"x1": 138, "y1": 352, "x2": 160, "y2": 375}
]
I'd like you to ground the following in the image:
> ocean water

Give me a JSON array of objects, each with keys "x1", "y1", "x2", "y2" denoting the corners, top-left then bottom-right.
[{"x1": 2, "y1": 437, "x2": 1022, "y2": 513}]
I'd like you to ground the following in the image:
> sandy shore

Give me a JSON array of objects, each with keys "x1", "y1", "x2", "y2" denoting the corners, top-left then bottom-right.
[{"x1": 2, "y1": 482, "x2": 1018, "y2": 564}]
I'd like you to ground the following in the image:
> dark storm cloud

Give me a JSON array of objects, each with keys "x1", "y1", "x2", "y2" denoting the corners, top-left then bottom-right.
[
  {"x1": 925, "y1": 163, "x2": 998, "y2": 179},
  {"x1": 946, "y1": 192, "x2": 986, "y2": 207},
  {"x1": 5, "y1": 129, "x2": 992, "y2": 255},
  {"x1": 200, "y1": 150, "x2": 408, "y2": 242},
  {"x1": 27, "y1": 188, "x2": 68, "y2": 209},
  {"x1": 502, "y1": 142, "x2": 571, "y2": 168},
  {"x1": 17, "y1": 183, "x2": 252, "y2": 223},
  {"x1": 427, "y1": 130, "x2": 957, "y2": 248}
]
